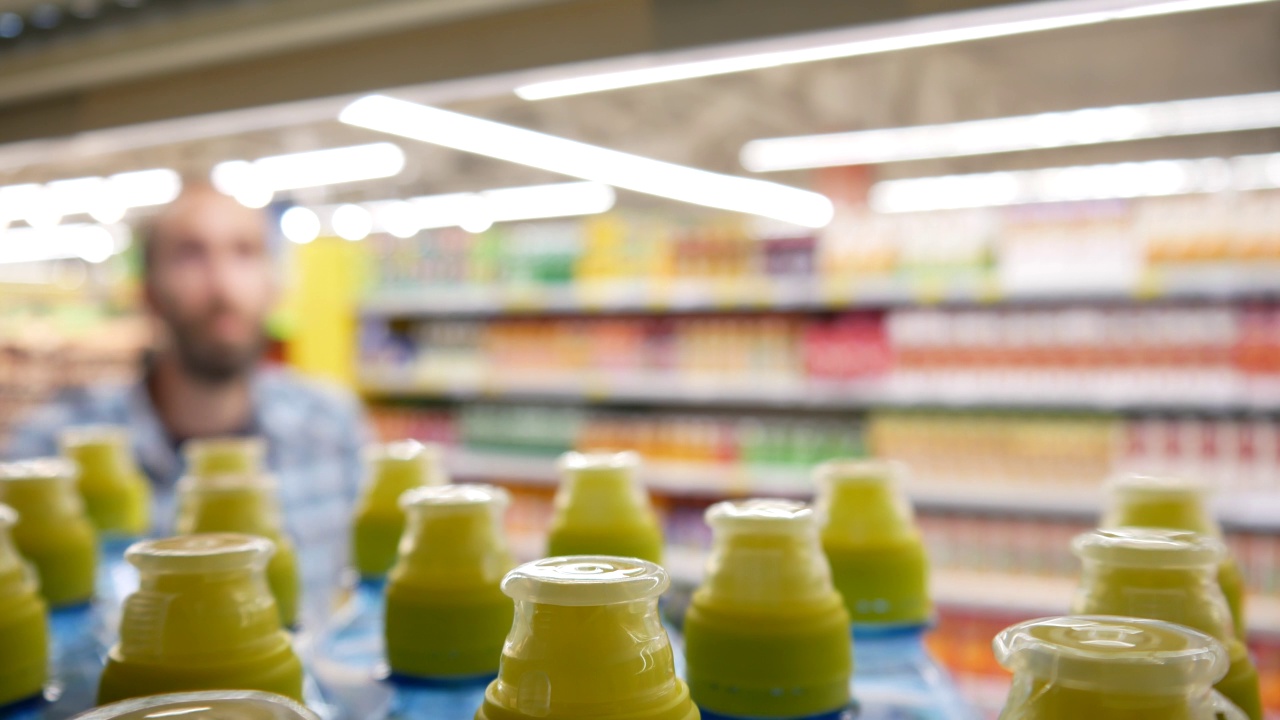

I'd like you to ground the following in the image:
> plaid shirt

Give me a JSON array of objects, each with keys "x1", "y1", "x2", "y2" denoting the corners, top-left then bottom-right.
[{"x1": 4, "y1": 368, "x2": 372, "y2": 625}]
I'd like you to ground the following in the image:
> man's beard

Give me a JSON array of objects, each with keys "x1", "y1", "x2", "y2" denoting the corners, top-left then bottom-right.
[{"x1": 166, "y1": 313, "x2": 265, "y2": 384}]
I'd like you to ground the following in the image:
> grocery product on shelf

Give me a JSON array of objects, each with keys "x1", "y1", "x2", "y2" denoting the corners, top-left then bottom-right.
[
  {"x1": 547, "y1": 451, "x2": 664, "y2": 562},
  {"x1": 183, "y1": 436, "x2": 268, "y2": 476},
  {"x1": 475, "y1": 555, "x2": 699, "y2": 720},
  {"x1": 1101, "y1": 474, "x2": 1248, "y2": 639},
  {"x1": 1070, "y1": 527, "x2": 1262, "y2": 719},
  {"x1": 0, "y1": 459, "x2": 102, "y2": 718},
  {"x1": 60, "y1": 425, "x2": 149, "y2": 639},
  {"x1": 683, "y1": 499, "x2": 853, "y2": 720},
  {"x1": 815, "y1": 460, "x2": 973, "y2": 720},
  {"x1": 352, "y1": 440, "x2": 447, "y2": 579},
  {"x1": 97, "y1": 534, "x2": 305, "y2": 704},
  {"x1": 71, "y1": 690, "x2": 321, "y2": 720},
  {"x1": 359, "y1": 305, "x2": 1280, "y2": 410},
  {"x1": 314, "y1": 484, "x2": 514, "y2": 720},
  {"x1": 0, "y1": 502, "x2": 49, "y2": 712},
  {"x1": 992, "y1": 615, "x2": 1244, "y2": 719},
  {"x1": 175, "y1": 472, "x2": 301, "y2": 629}
]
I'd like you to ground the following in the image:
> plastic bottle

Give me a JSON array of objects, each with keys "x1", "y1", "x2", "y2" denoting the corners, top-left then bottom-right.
[
  {"x1": 1070, "y1": 527, "x2": 1262, "y2": 719},
  {"x1": 814, "y1": 459, "x2": 974, "y2": 720},
  {"x1": 0, "y1": 502, "x2": 48, "y2": 713},
  {"x1": 352, "y1": 441, "x2": 447, "y2": 580},
  {"x1": 475, "y1": 555, "x2": 699, "y2": 720},
  {"x1": 97, "y1": 533, "x2": 304, "y2": 704},
  {"x1": 60, "y1": 426, "x2": 151, "y2": 645},
  {"x1": 546, "y1": 451, "x2": 662, "y2": 562},
  {"x1": 0, "y1": 458, "x2": 102, "y2": 718},
  {"x1": 175, "y1": 473, "x2": 301, "y2": 629},
  {"x1": 545, "y1": 451, "x2": 684, "y2": 672},
  {"x1": 314, "y1": 484, "x2": 515, "y2": 720},
  {"x1": 993, "y1": 615, "x2": 1246, "y2": 719},
  {"x1": 71, "y1": 690, "x2": 320, "y2": 720},
  {"x1": 1102, "y1": 474, "x2": 1247, "y2": 639},
  {"x1": 683, "y1": 499, "x2": 853, "y2": 720}
]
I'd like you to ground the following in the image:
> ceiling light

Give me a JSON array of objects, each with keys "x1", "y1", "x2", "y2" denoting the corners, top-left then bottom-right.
[
  {"x1": 374, "y1": 201, "x2": 420, "y2": 239},
  {"x1": 868, "y1": 153, "x2": 1280, "y2": 213},
  {"x1": 515, "y1": 0, "x2": 1278, "y2": 100},
  {"x1": 211, "y1": 143, "x2": 406, "y2": 201},
  {"x1": 742, "y1": 92, "x2": 1280, "y2": 170},
  {"x1": 331, "y1": 204, "x2": 372, "y2": 241},
  {"x1": 340, "y1": 95, "x2": 833, "y2": 228},
  {"x1": 279, "y1": 206, "x2": 321, "y2": 244},
  {"x1": 0, "y1": 224, "x2": 122, "y2": 265},
  {"x1": 0, "y1": 169, "x2": 180, "y2": 226}
]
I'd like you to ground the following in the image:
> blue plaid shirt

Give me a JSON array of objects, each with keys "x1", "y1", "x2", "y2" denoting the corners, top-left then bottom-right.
[{"x1": 3, "y1": 368, "x2": 372, "y2": 625}]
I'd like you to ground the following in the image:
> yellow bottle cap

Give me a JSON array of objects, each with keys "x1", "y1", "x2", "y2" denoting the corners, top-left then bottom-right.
[
  {"x1": 0, "y1": 458, "x2": 98, "y2": 607},
  {"x1": 685, "y1": 499, "x2": 851, "y2": 719},
  {"x1": 75, "y1": 690, "x2": 319, "y2": 720},
  {"x1": 0, "y1": 502, "x2": 49, "y2": 709},
  {"x1": 60, "y1": 425, "x2": 152, "y2": 537},
  {"x1": 1102, "y1": 475, "x2": 1220, "y2": 536},
  {"x1": 994, "y1": 615, "x2": 1228, "y2": 695},
  {"x1": 814, "y1": 459, "x2": 931, "y2": 625},
  {"x1": 1073, "y1": 527, "x2": 1224, "y2": 570},
  {"x1": 385, "y1": 484, "x2": 515, "y2": 678},
  {"x1": 477, "y1": 556, "x2": 697, "y2": 720},
  {"x1": 184, "y1": 437, "x2": 267, "y2": 477},
  {"x1": 547, "y1": 451, "x2": 663, "y2": 563},
  {"x1": 352, "y1": 441, "x2": 447, "y2": 579}
]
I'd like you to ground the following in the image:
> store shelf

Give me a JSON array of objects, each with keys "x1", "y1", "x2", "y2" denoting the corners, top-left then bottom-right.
[
  {"x1": 361, "y1": 264, "x2": 1280, "y2": 318},
  {"x1": 446, "y1": 448, "x2": 1280, "y2": 531},
  {"x1": 362, "y1": 371, "x2": 1280, "y2": 414}
]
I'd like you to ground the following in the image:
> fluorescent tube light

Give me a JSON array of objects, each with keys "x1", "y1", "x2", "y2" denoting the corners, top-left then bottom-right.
[
  {"x1": 211, "y1": 143, "x2": 406, "y2": 206},
  {"x1": 742, "y1": 92, "x2": 1280, "y2": 170},
  {"x1": 340, "y1": 95, "x2": 832, "y2": 228},
  {"x1": 0, "y1": 224, "x2": 124, "y2": 264},
  {"x1": 868, "y1": 153, "x2": 1280, "y2": 213},
  {"x1": 280, "y1": 206, "x2": 321, "y2": 244},
  {"x1": 331, "y1": 204, "x2": 373, "y2": 242},
  {"x1": 0, "y1": 169, "x2": 179, "y2": 228},
  {"x1": 515, "y1": 0, "x2": 1277, "y2": 100}
]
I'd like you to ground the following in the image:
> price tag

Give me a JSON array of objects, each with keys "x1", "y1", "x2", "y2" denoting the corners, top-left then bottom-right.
[
  {"x1": 576, "y1": 283, "x2": 610, "y2": 313},
  {"x1": 503, "y1": 286, "x2": 545, "y2": 313},
  {"x1": 583, "y1": 376, "x2": 611, "y2": 402},
  {"x1": 709, "y1": 278, "x2": 740, "y2": 310},
  {"x1": 910, "y1": 276, "x2": 946, "y2": 306},
  {"x1": 646, "y1": 279, "x2": 674, "y2": 312}
]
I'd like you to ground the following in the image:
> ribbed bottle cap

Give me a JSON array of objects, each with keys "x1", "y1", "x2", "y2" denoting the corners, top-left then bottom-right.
[
  {"x1": 0, "y1": 457, "x2": 79, "y2": 483},
  {"x1": 71, "y1": 691, "x2": 320, "y2": 720},
  {"x1": 1103, "y1": 474, "x2": 1219, "y2": 536},
  {"x1": 184, "y1": 437, "x2": 267, "y2": 477},
  {"x1": 994, "y1": 615, "x2": 1228, "y2": 694},
  {"x1": 814, "y1": 459, "x2": 916, "y2": 544},
  {"x1": 503, "y1": 555, "x2": 668, "y2": 607},
  {"x1": 400, "y1": 482, "x2": 506, "y2": 512},
  {"x1": 60, "y1": 424, "x2": 130, "y2": 449},
  {"x1": 127, "y1": 533, "x2": 275, "y2": 575},
  {"x1": 366, "y1": 440, "x2": 445, "y2": 480},
  {"x1": 1073, "y1": 528, "x2": 1224, "y2": 569}
]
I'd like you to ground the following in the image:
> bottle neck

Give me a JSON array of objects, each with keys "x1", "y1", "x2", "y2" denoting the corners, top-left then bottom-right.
[
  {"x1": 1076, "y1": 561, "x2": 1231, "y2": 640},
  {"x1": 177, "y1": 489, "x2": 281, "y2": 537}
]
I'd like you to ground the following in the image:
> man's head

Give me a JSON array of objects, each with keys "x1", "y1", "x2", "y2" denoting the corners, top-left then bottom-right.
[{"x1": 142, "y1": 183, "x2": 275, "y2": 383}]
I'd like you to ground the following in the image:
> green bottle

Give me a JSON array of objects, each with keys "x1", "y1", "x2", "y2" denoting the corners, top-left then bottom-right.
[
  {"x1": 684, "y1": 499, "x2": 852, "y2": 719},
  {"x1": 0, "y1": 502, "x2": 48, "y2": 708},
  {"x1": 60, "y1": 426, "x2": 151, "y2": 537},
  {"x1": 0, "y1": 458, "x2": 98, "y2": 607},
  {"x1": 353, "y1": 441, "x2": 447, "y2": 580},
  {"x1": 97, "y1": 534, "x2": 304, "y2": 704},
  {"x1": 547, "y1": 451, "x2": 663, "y2": 563},
  {"x1": 1071, "y1": 527, "x2": 1262, "y2": 719}
]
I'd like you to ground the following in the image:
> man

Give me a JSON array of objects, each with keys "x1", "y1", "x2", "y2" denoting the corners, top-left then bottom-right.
[{"x1": 5, "y1": 183, "x2": 371, "y2": 621}]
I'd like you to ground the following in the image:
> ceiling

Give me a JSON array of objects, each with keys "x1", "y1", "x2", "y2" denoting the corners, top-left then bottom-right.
[{"x1": 0, "y1": 0, "x2": 1277, "y2": 216}]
